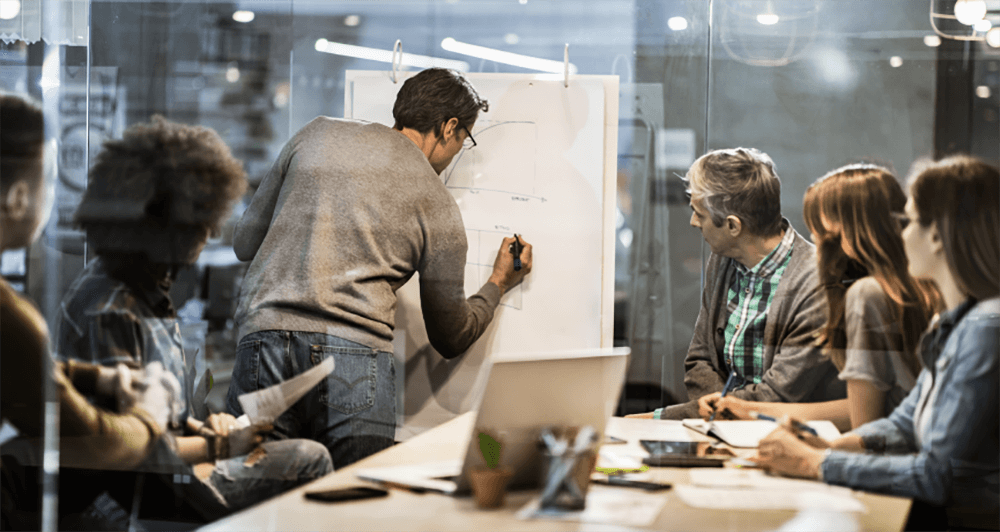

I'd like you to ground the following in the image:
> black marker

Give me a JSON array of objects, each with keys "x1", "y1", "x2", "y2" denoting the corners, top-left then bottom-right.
[{"x1": 512, "y1": 234, "x2": 523, "y2": 271}]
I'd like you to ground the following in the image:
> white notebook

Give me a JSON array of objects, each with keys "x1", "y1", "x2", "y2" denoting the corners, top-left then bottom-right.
[{"x1": 681, "y1": 419, "x2": 840, "y2": 448}]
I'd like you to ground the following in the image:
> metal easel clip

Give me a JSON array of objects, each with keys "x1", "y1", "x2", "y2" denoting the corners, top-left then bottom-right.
[
  {"x1": 392, "y1": 40, "x2": 403, "y2": 83},
  {"x1": 563, "y1": 43, "x2": 570, "y2": 88}
]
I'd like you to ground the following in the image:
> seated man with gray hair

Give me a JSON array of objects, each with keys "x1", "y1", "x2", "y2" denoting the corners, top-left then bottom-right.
[{"x1": 631, "y1": 148, "x2": 844, "y2": 420}]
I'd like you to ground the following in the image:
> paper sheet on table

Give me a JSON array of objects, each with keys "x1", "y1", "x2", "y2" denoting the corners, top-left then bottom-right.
[
  {"x1": 606, "y1": 416, "x2": 714, "y2": 442},
  {"x1": 674, "y1": 485, "x2": 865, "y2": 513},
  {"x1": 682, "y1": 419, "x2": 841, "y2": 448},
  {"x1": 516, "y1": 485, "x2": 666, "y2": 526},
  {"x1": 237, "y1": 357, "x2": 335, "y2": 425},
  {"x1": 688, "y1": 468, "x2": 856, "y2": 495}
]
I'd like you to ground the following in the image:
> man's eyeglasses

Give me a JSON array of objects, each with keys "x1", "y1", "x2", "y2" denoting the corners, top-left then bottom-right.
[{"x1": 462, "y1": 126, "x2": 477, "y2": 150}]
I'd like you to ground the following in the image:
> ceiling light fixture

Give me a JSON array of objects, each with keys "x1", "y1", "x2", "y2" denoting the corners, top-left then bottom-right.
[
  {"x1": 232, "y1": 10, "x2": 254, "y2": 23},
  {"x1": 440, "y1": 37, "x2": 577, "y2": 74},
  {"x1": 756, "y1": 1, "x2": 780, "y2": 25},
  {"x1": 315, "y1": 39, "x2": 469, "y2": 71},
  {"x1": 988, "y1": 27, "x2": 1000, "y2": 47},
  {"x1": 0, "y1": 0, "x2": 21, "y2": 20},
  {"x1": 953, "y1": 0, "x2": 987, "y2": 25}
]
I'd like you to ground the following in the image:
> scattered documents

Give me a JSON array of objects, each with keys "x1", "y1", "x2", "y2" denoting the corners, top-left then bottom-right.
[
  {"x1": 516, "y1": 485, "x2": 666, "y2": 526},
  {"x1": 237, "y1": 357, "x2": 335, "y2": 425},
  {"x1": 674, "y1": 485, "x2": 865, "y2": 513},
  {"x1": 677, "y1": 468, "x2": 865, "y2": 512},
  {"x1": 682, "y1": 419, "x2": 841, "y2": 448}
]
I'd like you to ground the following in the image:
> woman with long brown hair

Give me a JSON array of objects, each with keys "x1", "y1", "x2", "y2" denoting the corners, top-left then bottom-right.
[{"x1": 705, "y1": 164, "x2": 938, "y2": 430}]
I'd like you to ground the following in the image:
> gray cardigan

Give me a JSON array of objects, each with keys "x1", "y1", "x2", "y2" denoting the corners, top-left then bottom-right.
[{"x1": 659, "y1": 227, "x2": 845, "y2": 419}]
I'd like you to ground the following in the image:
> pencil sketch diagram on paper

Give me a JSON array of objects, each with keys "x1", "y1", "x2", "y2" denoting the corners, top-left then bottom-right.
[
  {"x1": 442, "y1": 120, "x2": 538, "y2": 198},
  {"x1": 444, "y1": 118, "x2": 541, "y2": 312},
  {"x1": 345, "y1": 71, "x2": 617, "y2": 440}
]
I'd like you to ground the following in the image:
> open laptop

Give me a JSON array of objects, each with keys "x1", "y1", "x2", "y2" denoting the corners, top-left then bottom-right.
[{"x1": 354, "y1": 347, "x2": 630, "y2": 495}]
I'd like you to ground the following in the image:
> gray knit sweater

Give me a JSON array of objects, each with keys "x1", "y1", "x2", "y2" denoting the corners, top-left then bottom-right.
[{"x1": 233, "y1": 117, "x2": 501, "y2": 357}]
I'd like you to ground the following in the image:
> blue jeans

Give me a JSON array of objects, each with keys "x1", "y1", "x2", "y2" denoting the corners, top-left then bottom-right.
[
  {"x1": 209, "y1": 439, "x2": 333, "y2": 512},
  {"x1": 225, "y1": 330, "x2": 397, "y2": 469}
]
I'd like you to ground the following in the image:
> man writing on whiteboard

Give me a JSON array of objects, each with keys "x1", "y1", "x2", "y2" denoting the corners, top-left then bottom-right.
[
  {"x1": 629, "y1": 148, "x2": 843, "y2": 420},
  {"x1": 227, "y1": 68, "x2": 533, "y2": 468}
]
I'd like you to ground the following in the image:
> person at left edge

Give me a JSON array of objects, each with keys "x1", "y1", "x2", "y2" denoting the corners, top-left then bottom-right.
[
  {"x1": 55, "y1": 116, "x2": 333, "y2": 519},
  {"x1": 227, "y1": 68, "x2": 533, "y2": 469}
]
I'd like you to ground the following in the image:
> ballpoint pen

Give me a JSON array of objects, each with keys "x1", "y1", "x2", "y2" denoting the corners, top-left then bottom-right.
[
  {"x1": 709, "y1": 370, "x2": 738, "y2": 423},
  {"x1": 749, "y1": 411, "x2": 819, "y2": 437}
]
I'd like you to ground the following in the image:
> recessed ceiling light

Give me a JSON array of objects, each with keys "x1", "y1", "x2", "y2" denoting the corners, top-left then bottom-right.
[
  {"x1": 668, "y1": 17, "x2": 688, "y2": 31},
  {"x1": 757, "y1": 13, "x2": 780, "y2": 25},
  {"x1": 232, "y1": 10, "x2": 254, "y2": 23},
  {"x1": 504, "y1": 33, "x2": 520, "y2": 45},
  {"x1": 923, "y1": 35, "x2": 942, "y2": 47},
  {"x1": 344, "y1": 15, "x2": 361, "y2": 27},
  {"x1": 976, "y1": 85, "x2": 992, "y2": 99},
  {"x1": 0, "y1": 0, "x2": 21, "y2": 20},
  {"x1": 890, "y1": 56, "x2": 903, "y2": 68}
]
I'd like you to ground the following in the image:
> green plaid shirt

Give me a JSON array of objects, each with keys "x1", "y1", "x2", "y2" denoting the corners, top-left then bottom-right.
[{"x1": 723, "y1": 227, "x2": 795, "y2": 388}]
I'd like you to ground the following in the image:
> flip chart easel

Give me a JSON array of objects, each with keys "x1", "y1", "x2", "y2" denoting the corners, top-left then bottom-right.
[{"x1": 345, "y1": 69, "x2": 619, "y2": 439}]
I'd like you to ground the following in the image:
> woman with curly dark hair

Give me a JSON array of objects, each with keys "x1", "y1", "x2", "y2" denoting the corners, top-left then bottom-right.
[
  {"x1": 55, "y1": 116, "x2": 332, "y2": 520},
  {"x1": 708, "y1": 164, "x2": 940, "y2": 430}
]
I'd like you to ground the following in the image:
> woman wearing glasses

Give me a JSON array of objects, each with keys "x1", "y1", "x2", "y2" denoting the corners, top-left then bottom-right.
[{"x1": 752, "y1": 156, "x2": 999, "y2": 531}]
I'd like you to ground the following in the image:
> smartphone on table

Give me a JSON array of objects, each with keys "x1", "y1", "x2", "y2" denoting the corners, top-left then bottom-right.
[{"x1": 304, "y1": 486, "x2": 389, "y2": 503}]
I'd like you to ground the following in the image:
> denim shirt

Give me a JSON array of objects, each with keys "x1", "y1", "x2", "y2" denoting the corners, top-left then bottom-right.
[
  {"x1": 55, "y1": 258, "x2": 190, "y2": 426},
  {"x1": 821, "y1": 297, "x2": 999, "y2": 528}
]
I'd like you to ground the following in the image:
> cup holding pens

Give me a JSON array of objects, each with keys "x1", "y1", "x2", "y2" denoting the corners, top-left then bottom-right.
[{"x1": 537, "y1": 426, "x2": 599, "y2": 511}]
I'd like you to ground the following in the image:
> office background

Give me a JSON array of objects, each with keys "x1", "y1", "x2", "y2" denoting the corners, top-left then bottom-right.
[{"x1": 1, "y1": 0, "x2": 998, "y2": 470}]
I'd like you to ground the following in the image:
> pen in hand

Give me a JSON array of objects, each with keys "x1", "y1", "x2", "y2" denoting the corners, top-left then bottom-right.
[
  {"x1": 511, "y1": 234, "x2": 523, "y2": 271},
  {"x1": 709, "y1": 370, "x2": 739, "y2": 423},
  {"x1": 749, "y1": 411, "x2": 819, "y2": 437}
]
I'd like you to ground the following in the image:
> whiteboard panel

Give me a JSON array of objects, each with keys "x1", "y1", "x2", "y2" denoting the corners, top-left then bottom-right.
[{"x1": 346, "y1": 71, "x2": 618, "y2": 438}]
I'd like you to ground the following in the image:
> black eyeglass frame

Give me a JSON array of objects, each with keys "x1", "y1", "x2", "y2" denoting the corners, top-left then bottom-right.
[{"x1": 462, "y1": 126, "x2": 477, "y2": 149}]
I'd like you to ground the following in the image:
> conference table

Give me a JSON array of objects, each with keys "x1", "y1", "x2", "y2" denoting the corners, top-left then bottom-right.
[{"x1": 200, "y1": 413, "x2": 912, "y2": 532}]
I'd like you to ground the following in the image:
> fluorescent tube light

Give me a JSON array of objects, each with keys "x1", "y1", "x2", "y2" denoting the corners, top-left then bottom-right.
[
  {"x1": 315, "y1": 39, "x2": 469, "y2": 72},
  {"x1": 440, "y1": 37, "x2": 578, "y2": 74}
]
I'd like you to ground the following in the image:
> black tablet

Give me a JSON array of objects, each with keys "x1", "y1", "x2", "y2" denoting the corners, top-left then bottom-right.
[{"x1": 639, "y1": 440, "x2": 732, "y2": 468}]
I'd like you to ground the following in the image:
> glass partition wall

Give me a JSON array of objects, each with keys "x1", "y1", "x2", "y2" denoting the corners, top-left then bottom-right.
[{"x1": 1, "y1": 0, "x2": 997, "y2": 527}]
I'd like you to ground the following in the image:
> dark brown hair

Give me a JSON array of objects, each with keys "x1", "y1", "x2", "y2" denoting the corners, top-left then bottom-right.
[
  {"x1": 909, "y1": 156, "x2": 1000, "y2": 301},
  {"x1": 392, "y1": 68, "x2": 488, "y2": 137},
  {"x1": 76, "y1": 116, "x2": 247, "y2": 261},
  {"x1": 0, "y1": 91, "x2": 45, "y2": 194},
  {"x1": 804, "y1": 164, "x2": 938, "y2": 374}
]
